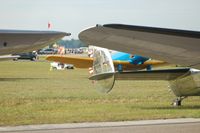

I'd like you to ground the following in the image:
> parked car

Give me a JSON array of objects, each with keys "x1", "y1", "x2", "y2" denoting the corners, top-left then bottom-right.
[
  {"x1": 38, "y1": 48, "x2": 57, "y2": 54},
  {"x1": 13, "y1": 52, "x2": 38, "y2": 61},
  {"x1": 50, "y1": 62, "x2": 74, "y2": 70}
]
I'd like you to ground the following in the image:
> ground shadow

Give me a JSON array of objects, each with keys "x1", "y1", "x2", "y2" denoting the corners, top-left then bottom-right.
[{"x1": 139, "y1": 105, "x2": 200, "y2": 110}]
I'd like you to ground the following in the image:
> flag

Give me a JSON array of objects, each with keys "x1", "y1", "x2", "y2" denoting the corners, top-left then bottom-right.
[{"x1": 48, "y1": 22, "x2": 52, "y2": 29}]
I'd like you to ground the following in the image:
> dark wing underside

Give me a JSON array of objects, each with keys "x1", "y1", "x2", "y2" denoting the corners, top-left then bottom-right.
[
  {"x1": 79, "y1": 24, "x2": 200, "y2": 69},
  {"x1": 0, "y1": 30, "x2": 69, "y2": 55}
]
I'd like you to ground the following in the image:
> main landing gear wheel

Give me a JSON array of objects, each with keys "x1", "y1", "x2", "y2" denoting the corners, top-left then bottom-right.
[{"x1": 172, "y1": 96, "x2": 186, "y2": 106}]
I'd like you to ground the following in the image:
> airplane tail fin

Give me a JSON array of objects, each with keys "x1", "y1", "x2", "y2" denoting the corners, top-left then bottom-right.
[{"x1": 89, "y1": 47, "x2": 115, "y2": 93}]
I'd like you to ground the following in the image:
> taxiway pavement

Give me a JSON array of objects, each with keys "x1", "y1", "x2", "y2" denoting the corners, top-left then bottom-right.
[{"x1": 0, "y1": 118, "x2": 200, "y2": 133}]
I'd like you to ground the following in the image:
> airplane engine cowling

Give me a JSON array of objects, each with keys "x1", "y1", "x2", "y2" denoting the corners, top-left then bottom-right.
[{"x1": 169, "y1": 69, "x2": 200, "y2": 97}]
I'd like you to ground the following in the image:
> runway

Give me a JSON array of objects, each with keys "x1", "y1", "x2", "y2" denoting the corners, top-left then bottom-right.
[{"x1": 1, "y1": 118, "x2": 200, "y2": 133}]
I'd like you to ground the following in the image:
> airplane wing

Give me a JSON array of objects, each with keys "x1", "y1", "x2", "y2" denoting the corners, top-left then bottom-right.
[
  {"x1": 0, "y1": 30, "x2": 69, "y2": 55},
  {"x1": 79, "y1": 24, "x2": 200, "y2": 69},
  {"x1": 46, "y1": 55, "x2": 166, "y2": 70},
  {"x1": 46, "y1": 55, "x2": 93, "y2": 68},
  {"x1": 89, "y1": 68, "x2": 190, "y2": 81}
]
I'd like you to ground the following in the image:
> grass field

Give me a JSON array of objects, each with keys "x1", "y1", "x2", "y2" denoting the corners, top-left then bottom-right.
[{"x1": 0, "y1": 59, "x2": 200, "y2": 126}]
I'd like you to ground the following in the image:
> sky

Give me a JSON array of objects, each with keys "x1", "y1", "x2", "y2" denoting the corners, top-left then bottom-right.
[{"x1": 0, "y1": 0, "x2": 199, "y2": 39}]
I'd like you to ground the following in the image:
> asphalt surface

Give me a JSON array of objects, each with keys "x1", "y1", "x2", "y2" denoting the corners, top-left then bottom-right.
[{"x1": 1, "y1": 118, "x2": 200, "y2": 133}]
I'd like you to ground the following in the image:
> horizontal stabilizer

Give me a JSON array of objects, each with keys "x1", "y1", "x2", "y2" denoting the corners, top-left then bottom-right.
[
  {"x1": 115, "y1": 68, "x2": 190, "y2": 80},
  {"x1": 89, "y1": 72, "x2": 115, "y2": 80}
]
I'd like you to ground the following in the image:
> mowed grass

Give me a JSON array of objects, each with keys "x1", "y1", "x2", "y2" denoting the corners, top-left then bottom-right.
[{"x1": 0, "y1": 60, "x2": 200, "y2": 126}]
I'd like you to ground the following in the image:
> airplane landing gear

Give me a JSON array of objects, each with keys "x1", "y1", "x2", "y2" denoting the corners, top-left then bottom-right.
[{"x1": 172, "y1": 96, "x2": 186, "y2": 106}]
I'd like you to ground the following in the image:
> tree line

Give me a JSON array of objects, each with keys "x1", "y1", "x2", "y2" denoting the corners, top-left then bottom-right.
[{"x1": 57, "y1": 39, "x2": 87, "y2": 48}]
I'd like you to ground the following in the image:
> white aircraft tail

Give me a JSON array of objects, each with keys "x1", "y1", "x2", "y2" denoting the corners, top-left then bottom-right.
[{"x1": 89, "y1": 47, "x2": 115, "y2": 93}]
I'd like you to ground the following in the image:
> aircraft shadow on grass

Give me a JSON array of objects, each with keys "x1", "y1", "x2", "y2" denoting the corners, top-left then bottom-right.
[{"x1": 138, "y1": 105, "x2": 200, "y2": 110}]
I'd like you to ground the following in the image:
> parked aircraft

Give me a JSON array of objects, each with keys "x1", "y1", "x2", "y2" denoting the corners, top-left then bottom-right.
[
  {"x1": 79, "y1": 24, "x2": 200, "y2": 106},
  {"x1": 0, "y1": 29, "x2": 69, "y2": 60},
  {"x1": 46, "y1": 46, "x2": 166, "y2": 71},
  {"x1": 46, "y1": 46, "x2": 168, "y2": 101}
]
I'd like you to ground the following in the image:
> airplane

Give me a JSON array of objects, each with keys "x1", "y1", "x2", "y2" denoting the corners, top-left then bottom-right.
[
  {"x1": 0, "y1": 29, "x2": 69, "y2": 60},
  {"x1": 46, "y1": 46, "x2": 167, "y2": 96},
  {"x1": 78, "y1": 24, "x2": 200, "y2": 106},
  {"x1": 46, "y1": 46, "x2": 166, "y2": 71}
]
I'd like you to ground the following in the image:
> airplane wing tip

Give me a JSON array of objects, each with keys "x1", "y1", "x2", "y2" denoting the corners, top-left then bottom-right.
[
  {"x1": 57, "y1": 31, "x2": 71, "y2": 36},
  {"x1": 48, "y1": 31, "x2": 71, "y2": 37}
]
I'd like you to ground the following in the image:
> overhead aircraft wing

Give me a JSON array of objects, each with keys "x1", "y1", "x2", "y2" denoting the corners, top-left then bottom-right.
[
  {"x1": 0, "y1": 30, "x2": 69, "y2": 55},
  {"x1": 79, "y1": 24, "x2": 200, "y2": 69}
]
